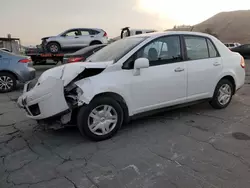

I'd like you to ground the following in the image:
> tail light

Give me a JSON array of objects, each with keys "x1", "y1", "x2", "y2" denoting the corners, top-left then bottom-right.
[
  {"x1": 103, "y1": 31, "x2": 107, "y2": 37},
  {"x1": 18, "y1": 59, "x2": 31, "y2": 63},
  {"x1": 240, "y1": 56, "x2": 245, "y2": 68},
  {"x1": 67, "y1": 57, "x2": 85, "y2": 63}
]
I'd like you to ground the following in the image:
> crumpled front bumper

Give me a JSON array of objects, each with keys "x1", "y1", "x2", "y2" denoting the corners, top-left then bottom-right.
[{"x1": 17, "y1": 77, "x2": 70, "y2": 120}]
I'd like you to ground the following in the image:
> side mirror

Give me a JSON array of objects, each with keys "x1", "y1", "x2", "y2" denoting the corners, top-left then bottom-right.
[{"x1": 133, "y1": 58, "x2": 149, "y2": 76}]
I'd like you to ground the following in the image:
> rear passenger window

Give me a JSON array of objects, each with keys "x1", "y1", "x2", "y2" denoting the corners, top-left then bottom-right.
[
  {"x1": 207, "y1": 39, "x2": 218, "y2": 58},
  {"x1": 184, "y1": 36, "x2": 209, "y2": 60},
  {"x1": 90, "y1": 30, "x2": 100, "y2": 35}
]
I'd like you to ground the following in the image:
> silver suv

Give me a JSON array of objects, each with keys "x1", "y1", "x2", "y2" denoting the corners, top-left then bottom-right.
[{"x1": 42, "y1": 28, "x2": 108, "y2": 53}]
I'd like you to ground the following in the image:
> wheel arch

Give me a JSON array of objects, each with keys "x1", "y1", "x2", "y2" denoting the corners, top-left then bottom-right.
[
  {"x1": 0, "y1": 70, "x2": 19, "y2": 81},
  {"x1": 90, "y1": 40, "x2": 102, "y2": 45},
  {"x1": 91, "y1": 92, "x2": 130, "y2": 124},
  {"x1": 217, "y1": 75, "x2": 236, "y2": 94},
  {"x1": 47, "y1": 41, "x2": 61, "y2": 47}
]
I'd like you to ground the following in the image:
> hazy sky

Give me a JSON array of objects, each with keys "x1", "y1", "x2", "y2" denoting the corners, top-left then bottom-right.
[{"x1": 0, "y1": 0, "x2": 249, "y2": 45}]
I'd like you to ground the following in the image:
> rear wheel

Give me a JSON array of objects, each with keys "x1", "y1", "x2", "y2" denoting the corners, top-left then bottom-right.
[
  {"x1": 0, "y1": 72, "x2": 17, "y2": 93},
  {"x1": 209, "y1": 79, "x2": 233, "y2": 109},
  {"x1": 77, "y1": 97, "x2": 123, "y2": 141}
]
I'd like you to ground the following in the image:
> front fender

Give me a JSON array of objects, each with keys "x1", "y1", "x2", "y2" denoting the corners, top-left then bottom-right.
[
  {"x1": 46, "y1": 38, "x2": 62, "y2": 46},
  {"x1": 75, "y1": 78, "x2": 132, "y2": 115}
]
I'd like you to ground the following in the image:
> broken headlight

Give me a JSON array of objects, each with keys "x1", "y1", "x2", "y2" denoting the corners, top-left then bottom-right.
[
  {"x1": 64, "y1": 83, "x2": 83, "y2": 108},
  {"x1": 64, "y1": 83, "x2": 77, "y2": 94}
]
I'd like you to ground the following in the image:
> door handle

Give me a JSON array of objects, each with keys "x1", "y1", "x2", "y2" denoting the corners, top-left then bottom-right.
[
  {"x1": 174, "y1": 67, "x2": 184, "y2": 72},
  {"x1": 213, "y1": 62, "x2": 220, "y2": 66},
  {"x1": 75, "y1": 36, "x2": 79, "y2": 38}
]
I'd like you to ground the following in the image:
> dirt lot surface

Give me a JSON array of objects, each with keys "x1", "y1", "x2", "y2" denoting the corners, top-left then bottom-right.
[{"x1": 1, "y1": 61, "x2": 250, "y2": 188}]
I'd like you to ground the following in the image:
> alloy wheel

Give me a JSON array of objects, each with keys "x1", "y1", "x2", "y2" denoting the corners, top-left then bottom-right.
[
  {"x1": 0, "y1": 76, "x2": 14, "y2": 91},
  {"x1": 87, "y1": 105, "x2": 118, "y2": 136},
  {"x1": 217, "y1": 83, "x2": 232, "y2": 106},
  {"x1": 50, "y1": 45, "x2": 59, "y2": 53}
]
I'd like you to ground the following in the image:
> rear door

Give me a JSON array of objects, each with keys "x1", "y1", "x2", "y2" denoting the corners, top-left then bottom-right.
[
  {"x1": 79, "y1": 29, "x2": 94, "y2": 47},
  {"x1": 0, "y1": 51, "x2": 11, "y2": 70},
  {"x1": 183, "y1": 35, "x2": 222, "y2": 101}
]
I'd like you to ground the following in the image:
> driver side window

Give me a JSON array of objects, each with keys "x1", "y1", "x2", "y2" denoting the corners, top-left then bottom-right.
[
  {"x1": 136, "y1": 35, "x2": 181, "y2": 66},
  {"x1": 64, "y1": 30, "x2": 80, "y2": 37}
]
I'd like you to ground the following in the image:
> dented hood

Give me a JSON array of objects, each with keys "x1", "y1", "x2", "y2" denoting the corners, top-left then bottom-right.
[{"x1": 37, "y1": 61, "x2": 113, "y2": 86}]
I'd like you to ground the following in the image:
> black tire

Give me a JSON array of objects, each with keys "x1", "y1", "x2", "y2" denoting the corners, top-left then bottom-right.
[
  {"x1": 0, "y1": 72, "x2": 17, "y2": 93},
  {"x1": 209, "y1": 79, "x2": 234, "y2": 109},
  {"x1": 77, "y1": 97, "x2": 124, "y2": 141},
  {"x1": 90, "y1": 41, "x2": 102, "y2": 46},
  {"x1": 47, "y1": 42, "x2": 61, "y2": 53}
]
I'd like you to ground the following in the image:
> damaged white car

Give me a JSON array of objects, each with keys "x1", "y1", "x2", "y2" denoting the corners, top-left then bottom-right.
[{"x1": 18, "y1": 31, "x2": 245, "y2": 141}]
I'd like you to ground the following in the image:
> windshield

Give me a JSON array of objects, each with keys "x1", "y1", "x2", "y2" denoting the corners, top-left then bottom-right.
[{"x1": 87, "y1": 37, "x2": 147, "y2": 62}]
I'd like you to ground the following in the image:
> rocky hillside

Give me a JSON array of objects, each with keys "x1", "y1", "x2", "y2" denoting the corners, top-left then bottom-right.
[{"x1": 193, "y1": 10, "x2": 250, "y2": 44}]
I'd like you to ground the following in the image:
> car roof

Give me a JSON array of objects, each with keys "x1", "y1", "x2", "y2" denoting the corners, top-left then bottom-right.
[
  {"x1": 129, "y1": 31, "x2": 215, "y2": 38},
  {"x1": 129, "y1": 29, "x2": 156, "y2": 32},
  {"x1": 66, "y1": 28, "x2": 104, "y2": 31}
]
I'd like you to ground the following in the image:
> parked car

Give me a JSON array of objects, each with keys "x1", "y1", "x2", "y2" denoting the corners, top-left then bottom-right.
[
  {"x1": 18, "y1": 31, "x2": 245, "y2": 141},
  {"x1": 63, "y1": 44, "x2": 107, "y2": 64},
  {"x1": 224, "y1": 42, "x2": 241, "y2": 49},
  {"x1": 230, "y1": 44, "x2": 250, "y2": 59},
  {"x1": 120, "y1": 27, "x2": 156, "y2": 39},
  {"x1": 41, "y1": 28, "x2": 108, "y2": 53},
  {"x1": 0, "y1": 49, "x2": 35, "y2": 93}
]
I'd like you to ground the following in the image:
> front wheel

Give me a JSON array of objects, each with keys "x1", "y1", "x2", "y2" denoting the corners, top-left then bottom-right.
[
  {"x1": 209, "y1": 79, "x2": 233, "y2": 109},
  {"x1": 77, "y1": 97, "x2": 124, "y2": 141},
  {"x1": 47, "y1": 42, "x2": 60, "y2": 53}
]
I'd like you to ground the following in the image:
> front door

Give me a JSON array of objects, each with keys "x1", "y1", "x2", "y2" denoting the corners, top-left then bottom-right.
[
  {"x1": 183, "y1": 35, "x2": 223, "y2": 101},
  {"x1": 129, "y1": 35, "x2": 187, "y2": 114},
  {"x1": 60, "y1": 29, "x2": 82, "y2": 48}
]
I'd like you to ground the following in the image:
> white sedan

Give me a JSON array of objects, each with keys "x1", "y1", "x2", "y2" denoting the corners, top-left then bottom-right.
[{"x1": 17, "y1": 31, "x2": 245, "y2": 141}]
